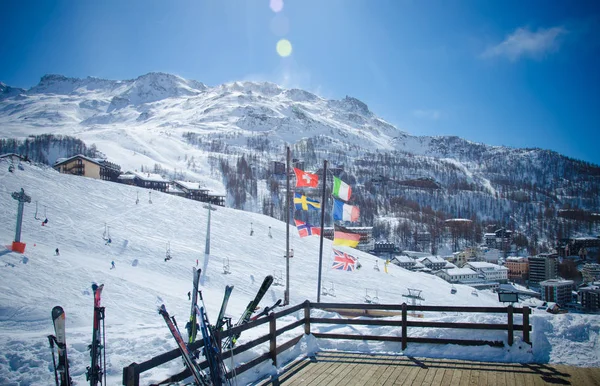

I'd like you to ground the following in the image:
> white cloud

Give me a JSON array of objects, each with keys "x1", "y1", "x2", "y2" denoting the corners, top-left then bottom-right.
[
  {"x1": 413, "y1": 109, "x2": 441, "y2": 120},
  {"x1": 482, "y1": 26, "x2": 568, "y2": 61}
]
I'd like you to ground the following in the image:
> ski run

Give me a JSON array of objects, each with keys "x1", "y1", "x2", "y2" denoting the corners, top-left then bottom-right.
[{"x1": 0, "y1": 160, "x2": 599, "y2": 385}]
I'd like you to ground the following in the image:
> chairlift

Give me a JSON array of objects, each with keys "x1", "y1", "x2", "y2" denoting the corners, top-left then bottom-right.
[
  {"x1": 373, "y1": 260, "x2": 380, "y2": 271},
  {"x1": 34, "y1": 201, "x2": 41, "y2": 220},
  {"x1": 103, "y1": 223, "x2": 111, "y2": 241},
  {"x1": 322, "y1": 281, "x2": 335, "y2": 297},
  {"x1": 273, "y1": 270, "x2": 284, "y2": 286},
  {"x1": 222, "y1": 257, "x2": 231, "y2": 274},
  {"x1": 164, "y1": 242, "x2": 172, "y2": 261}
]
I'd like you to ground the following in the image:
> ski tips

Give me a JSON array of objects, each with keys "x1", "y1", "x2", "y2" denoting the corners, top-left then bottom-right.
[{"x1": 52, "y1": 306, "x2": 65, "y2": 320}]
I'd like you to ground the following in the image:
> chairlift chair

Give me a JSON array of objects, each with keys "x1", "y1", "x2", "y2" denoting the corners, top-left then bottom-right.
[{"x1": 222, "y1": 257, "x2": 231, "y2": 274}]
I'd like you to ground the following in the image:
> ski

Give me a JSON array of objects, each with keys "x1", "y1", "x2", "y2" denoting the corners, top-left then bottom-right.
[
  {"x1": 51, "y1": 306, "x2": 71, "y2": 386},
  {"x1": 225, "y1": 275, "x2": 273, "y2": 348},
  {"x1": 214, "y1": 285, "x2": 234, "y2": 331},
  {"x1": 187, "y1": 268, "x2": 202, "y2": 344},
  {"x1": 196, "y1": 304, "x2": 230, "y2": 386},
  {"x1": 86, "y1": 283, "x2": 105, "y2": 386},
  {"x1": 249, "y1": 299, "x2": 282, "y2": 322},
  {"x1": 159, "y1": 304, "x2": 209, "y2": 386}
]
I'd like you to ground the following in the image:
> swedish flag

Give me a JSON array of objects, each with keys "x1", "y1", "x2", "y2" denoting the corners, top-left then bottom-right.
[{"x1": 294, "y1": 193, "x2": 321, "y2": 211}]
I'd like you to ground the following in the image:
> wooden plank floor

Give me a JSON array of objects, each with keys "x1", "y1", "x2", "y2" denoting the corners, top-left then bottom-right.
[{"x1": 256, "y1": 351, "x2": 600, "y2": 385}]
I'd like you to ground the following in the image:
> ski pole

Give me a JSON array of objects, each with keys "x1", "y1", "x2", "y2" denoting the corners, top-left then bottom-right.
[{"x1": 48, "y1": 335, "x2": 59, "y2": 386}]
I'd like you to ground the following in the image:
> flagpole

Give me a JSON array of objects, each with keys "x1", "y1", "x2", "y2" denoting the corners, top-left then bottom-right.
[
  {"x1": 317, "y1": 160, "x2": 327, "y2": 303},
  {"x1": 284, "y1": 146, "x2": 291, "y2": 306}
]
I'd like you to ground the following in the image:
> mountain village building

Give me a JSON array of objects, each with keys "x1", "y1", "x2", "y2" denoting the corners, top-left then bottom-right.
[
  {"x1": 540, "y1": 279, "x2": 574, "y2": 306},
  {"x1": 435, "y1": 268, "x2": 480, "y2": 284},
  {"x1": 505, "y1": 257, "x2": 529, "y2": 282},
  {"x1": 466, "y1": 262, "x2": 508, "y2": 283},
  {"x1": 117, "y1": 171, "x2": 168, "y2": 192},
  {"x1": 578, "y1": 284, "x2": 600, "y2": 312},
  {"x1": 391, "y1": 255, "x2": 416, "y2": 270},
  {"x1": 417, "y1": 256, "x2": 447, "y2": 271},
  {"x1": 529, "y1": 254, "x2": 558, "y2": 285},
  {"x1": 54, "y1": 154, "x2": 121, "y2": 182},
  {"x1": 582, "y1": 263, "x2": 600, "y2": 283}
]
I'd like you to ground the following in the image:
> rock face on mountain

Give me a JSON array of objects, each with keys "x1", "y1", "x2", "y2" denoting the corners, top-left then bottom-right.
[{"x1": 1, "y1": 72, "x2": 598, "y2": 253}]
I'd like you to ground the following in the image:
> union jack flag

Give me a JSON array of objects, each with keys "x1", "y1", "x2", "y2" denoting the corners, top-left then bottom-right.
[
  {"x1": 294, "y1": 219, "x2": 321, "y2": 237},
  {"x1": 331, "y1": 248, "x2": 357, "y2": 271}
]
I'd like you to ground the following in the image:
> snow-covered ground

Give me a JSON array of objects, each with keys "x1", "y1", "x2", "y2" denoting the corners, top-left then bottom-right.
[{"x1": 0, "y1": 160, "x2": 598, "y2": 385}]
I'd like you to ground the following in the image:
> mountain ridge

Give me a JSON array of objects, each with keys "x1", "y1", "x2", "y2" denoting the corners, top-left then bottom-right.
[{"x1": 1, "y1": 72, "x2": 599, "y2": 253}]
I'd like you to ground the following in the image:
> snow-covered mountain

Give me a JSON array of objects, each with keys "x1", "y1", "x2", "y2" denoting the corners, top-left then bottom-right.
[
  {"x1": 1, "y1": 160, "x2": 598, "y2": 385},
  {"x1": 1, "y1": 73, "x2": 599, "y2": 252}
]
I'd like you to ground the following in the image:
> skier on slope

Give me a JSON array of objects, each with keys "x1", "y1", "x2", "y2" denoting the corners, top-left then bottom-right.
[
  {"x1": 110, "y1": 261, "x2": 115, "y2": 269},
  {"x1": 55, "y1": 248, "x2": 60, "y2": 256}
]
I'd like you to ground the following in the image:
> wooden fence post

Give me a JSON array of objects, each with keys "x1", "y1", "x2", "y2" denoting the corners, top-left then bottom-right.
[
  {"x1": 507, "y1": 305, "x2": 514, "y2": 346},
  {"x1": 522, "y1": 306, "x2": 530, "y2": 344},
  {"x1": 304, "y1": 300, "x2": 311, "y2": 335},
  {"x1": 401, "y1": 303, "x2": 407, "y2": 351},
  {"x1": 122, "y1": 362, "x2": 140, "y2": 386},
  {"x1": 269, "y1": 312, "x2": 278, "y2": 367}
]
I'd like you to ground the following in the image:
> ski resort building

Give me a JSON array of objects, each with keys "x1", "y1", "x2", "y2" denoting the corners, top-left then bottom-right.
[
  {"x1": 582, "y1": 264, "x2": 600, "y2": 284},
  {"x1": 466, "y1": 262, "x2": 508, "y2": 283},
  {"x1": 540, "y1": 279, "x2": 575, "y2": 306},
  {"x1": 117, "y1": 171, "x2": 168, "y2": 192},
  {"x1": 435, "y1": 268, "x2": 480, "y2": 284},
  {"x1": 528, "y1": 254, "x2": 558, "y2": 285},
  {"x1": 417, "y1": 256, "x2": 447, "y2": 271},
  {"x1": 505, "y1": 257, "x2": 529, "y2": 282},
  {"x1": 391, "y1": 255, "x2": 416, "y2": 270},
  {"x1": 578, "y1": 284, "x2": 600, "y2": 312},
  {"x1": 54, "y1": 154, "x2": 121, "y2": 182},
  {"x1": 172, "y1": 181, "x2": 225, "y2": 206}
]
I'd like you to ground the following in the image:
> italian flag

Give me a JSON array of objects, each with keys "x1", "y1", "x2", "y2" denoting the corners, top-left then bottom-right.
[{"x1": 333, "y1": 177, "x2": 351, "y2": 201}]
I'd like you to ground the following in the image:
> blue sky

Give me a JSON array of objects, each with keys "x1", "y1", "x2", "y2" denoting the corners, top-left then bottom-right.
[{"x1": 1, "y1": 0, "x2": 599, "y2": 165}]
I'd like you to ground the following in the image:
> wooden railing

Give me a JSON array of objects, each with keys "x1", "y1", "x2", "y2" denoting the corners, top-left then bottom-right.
[{"x1": 122, "y1": 301, "x2": 531, "y2": 386}]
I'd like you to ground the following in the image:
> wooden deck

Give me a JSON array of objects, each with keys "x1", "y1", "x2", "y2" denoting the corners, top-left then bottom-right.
[{"x1": 256, "y1": 351, "x2": 600, "y2": 385}]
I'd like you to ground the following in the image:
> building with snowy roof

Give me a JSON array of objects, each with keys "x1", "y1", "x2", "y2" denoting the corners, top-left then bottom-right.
[
  {"x1": 417, "y1": 256, "x2": 447, "y2": 271},
  {"x1": 54, "y1": 154, "x2": 121, "y2": 182},
  {"x1": 540, "y1": 279, "x2": 574, "y2": 306},
  {"x1": 466, "y1": 262, "x2": 508, "y2": 283},
  {"x1": 582, "y1": 263, "x2": 600, "y2": 284},
  {"x1": 391, "y1": 255, "x2": 416, "y2": 270},
  {"x1": 578, "y1": 284, "x2": 600, "y2": 313},
  {"x1": 117, "y1": 171, "x2": 168, "y2": 192},
  {"x1": 435, "y1": 268, "x2": 480, "y2": 284},
  {"x1": 505, "y1": 256, "x2": 529, "y2": 282}
]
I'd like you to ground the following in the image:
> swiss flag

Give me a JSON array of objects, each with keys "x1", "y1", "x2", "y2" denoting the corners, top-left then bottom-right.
[{"x1": 293, "y1": 167, "x2": 319, "y2": 188}]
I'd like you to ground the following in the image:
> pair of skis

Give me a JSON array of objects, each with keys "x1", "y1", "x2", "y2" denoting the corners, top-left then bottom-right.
[
  {"x1": 159, "y1": 304, "x2": 211, "y2": 386},
  {"x1": 86, "y1": 283, "x2": 106, "y2": 386},
  {"x1": 49, "y1": 306, "x2": 71, "y2": 386},
  {"x1": 223, "y1": 275, "x2": 274, "y2": 349},
  {"x1": 49, "y1": 283, "x2": 106, "y2": 386}
]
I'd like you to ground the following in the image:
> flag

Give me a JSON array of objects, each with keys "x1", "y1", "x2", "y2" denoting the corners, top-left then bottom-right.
[
  {"x1": 331, "y1": 248, "x2": 357, "y2": 271},
  {"x1": 293, "y1": 167, "x2": 319, "y2": 188},
  {"x1": 333, "y1": 225, "x2": 361, "y2": 248},
  {"x1": 294, "y1": 193, "x2": 321, "y2": 211},
  {"x1": 333, "y1": 199, "x2": 360, "y2": 222},
  {"x1": 294, "y1": 219, "x2": 321, "y2": 237},
  {"x1": 333, "y1": 176, "x2": 351, "y2": 201}
]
